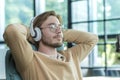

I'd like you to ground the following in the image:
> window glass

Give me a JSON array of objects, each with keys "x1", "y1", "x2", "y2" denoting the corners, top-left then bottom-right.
[
  {"x1": 106, "y1": 0, "x2": 120, "y2": 19},
  {"x1": 0, "y1": 0, "x2": 34, "y2": 43},
  {"x1": 0, "y1": 0, "x2": 34, "y2": 41},
  {"x1": 72, "y1": 1, "x2": 88, "y2": 22},
  {"x1": 106, "y1": 44, "x2": 120, "y2": 67},
  {"x1": 5, "y1": 0, "x2": 34, "y2": 26},
  {"x1": 45, "y1": 0, "x2": 68, "y2": 29},
  {"x1": 72, "y1": 23, "x2": 88, "y2": 31},
  {"x1": 68, "y1": 0, "x2": 120, "y2": 75},
  {"x1": 95, "y1": 45, "x2": 106, "y2": 67},
  {"x1": 106, "y1": 20, "x2": 120, "y2": 35},
  {"x1": 89, "y1": 0, "x2": 104, "y2": 20},
  {"x1": 96, "y1": 22, "x2": 104, "y2": 35}
]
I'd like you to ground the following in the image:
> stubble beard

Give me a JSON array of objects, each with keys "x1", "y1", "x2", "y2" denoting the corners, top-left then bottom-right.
[{"x1": 41, "y1": 38, "x2": 63, "y2": 48}]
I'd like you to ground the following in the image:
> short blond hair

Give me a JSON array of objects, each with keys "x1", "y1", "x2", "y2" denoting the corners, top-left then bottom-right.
[{"x1": 33, "y1": 11, "x2": 62, "y2": 28}]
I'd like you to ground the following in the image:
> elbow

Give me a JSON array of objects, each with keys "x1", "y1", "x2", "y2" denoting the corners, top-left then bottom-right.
[
  {"x1": 3, "y1": 23, "x2": 27, "y2": 42},
  {"x1": 93, "y1": 34, "x2": 99, "y2": 42},
  {"x1": 4, "y1": 24, "x2": 19, "y2": 37},
  {"x1": 95, "y1": 34, "x2": 99, "y2": 43},
  {"x1": 3, "y1": 24, "x2": 24, "y2": 42},
  {"x1": 4, "y1": 23, "x2": 26, "y2": 37},
  {"x1": 91, "y1": 34, "x2": 99, "y2": 45}
]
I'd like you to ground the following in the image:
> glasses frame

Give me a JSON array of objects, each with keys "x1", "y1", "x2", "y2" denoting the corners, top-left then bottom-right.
[{"x1": 40, "y1": 23, "x2": 64, "y2": 33}]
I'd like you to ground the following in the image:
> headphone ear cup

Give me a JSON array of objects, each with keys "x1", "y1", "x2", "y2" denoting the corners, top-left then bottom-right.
[
  {"x1": 30, "y1": 17, "x2": 42, "y2": 41},
  {"x1": 33, "y1": 27, "x2": 42, "y2": 41}
]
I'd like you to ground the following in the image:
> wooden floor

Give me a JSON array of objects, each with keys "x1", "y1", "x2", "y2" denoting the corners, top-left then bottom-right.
[{"x1": 83, "y1": 77, "x2": 120, "y2": 80}]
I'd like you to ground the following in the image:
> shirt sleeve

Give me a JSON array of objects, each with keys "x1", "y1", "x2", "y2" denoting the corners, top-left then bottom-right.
[
  {"x1": 3, "y1": 23, "x2": 33, "y2": 72},
  {"x1": 63, "y1": 29, "x2": 98, "y2": 62}
]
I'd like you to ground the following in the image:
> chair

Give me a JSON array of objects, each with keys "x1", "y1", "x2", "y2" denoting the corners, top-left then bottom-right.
[{"x1": 5, "y1": 50, "x2": 22, "y2": 80}]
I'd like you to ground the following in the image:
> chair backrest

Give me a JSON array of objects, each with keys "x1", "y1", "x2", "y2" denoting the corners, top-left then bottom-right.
[{"x1": 5, "y1": 50, "x2": 22, "y2": 80}]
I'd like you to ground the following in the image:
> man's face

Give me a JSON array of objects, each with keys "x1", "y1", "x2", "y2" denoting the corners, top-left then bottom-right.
[{"x1": 40, "y1": 16, "x2": 63, "y2": 48}]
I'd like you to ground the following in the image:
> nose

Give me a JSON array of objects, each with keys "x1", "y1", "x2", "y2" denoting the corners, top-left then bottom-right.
[{"x1": 56, "y1": 27, "x2": 62, "y2": 33}]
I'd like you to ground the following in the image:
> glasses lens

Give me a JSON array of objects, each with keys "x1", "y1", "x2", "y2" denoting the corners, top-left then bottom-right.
[
  {"x1": 49, "y1": 24, "x2": 56, "y2": 32},
  {"x1": 48, "y1": 23, "x2": 63, "y2": 32}
]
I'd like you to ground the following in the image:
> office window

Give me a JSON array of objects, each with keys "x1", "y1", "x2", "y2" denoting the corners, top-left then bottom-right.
[{"x1": 68, "y1": 0, "x2": 120, "y2": 70}]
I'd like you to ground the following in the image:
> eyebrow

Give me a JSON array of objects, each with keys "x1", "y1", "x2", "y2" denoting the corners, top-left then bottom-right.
[
  {"x1": 48, "y1": 23, "x2": 61, "y2": 25},
  {"x1": 48, "y1": 23, "x2": 54, "y2": 25}
]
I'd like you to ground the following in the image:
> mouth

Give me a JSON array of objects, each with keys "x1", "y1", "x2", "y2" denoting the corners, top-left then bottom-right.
[{"x1": 54, "y1": 35, "x2": 63, "y2": 40}]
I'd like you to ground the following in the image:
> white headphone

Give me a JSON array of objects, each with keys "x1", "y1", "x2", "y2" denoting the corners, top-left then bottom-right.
[{"x1": 30, "y1": 17, "x2": 42, "y2": 41}]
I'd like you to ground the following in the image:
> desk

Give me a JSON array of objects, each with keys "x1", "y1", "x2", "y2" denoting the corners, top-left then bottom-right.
[{"x1": 83, "y1": 77, "x2": 120, "y2": 80}]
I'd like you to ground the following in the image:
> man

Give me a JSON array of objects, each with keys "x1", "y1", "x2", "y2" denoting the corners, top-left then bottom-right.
[{"x1": 3, "y1": 11, "x2": 98, "y2": 80}]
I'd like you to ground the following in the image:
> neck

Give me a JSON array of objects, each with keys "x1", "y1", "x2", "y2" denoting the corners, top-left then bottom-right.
[{"x1": 38, "y1": 42, "x2": 57, "y2": 55}]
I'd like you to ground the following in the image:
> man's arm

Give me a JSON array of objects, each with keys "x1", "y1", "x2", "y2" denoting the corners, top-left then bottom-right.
[
  {"x1": 63, "y1": 29, "x2": 98, "y2": 62},
  {"x1": 3, "y1": 24, "x2": 33, "y2": 72}
]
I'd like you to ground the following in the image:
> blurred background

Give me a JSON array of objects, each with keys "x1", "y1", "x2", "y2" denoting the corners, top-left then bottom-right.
[{"x1": 0, "y1": 0, "x2": 120, "y2": 79}]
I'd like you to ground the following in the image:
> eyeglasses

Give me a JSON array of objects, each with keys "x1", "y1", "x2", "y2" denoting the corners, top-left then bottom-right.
[{"x1": 40, "y1": 23, "x2": 63, "y2": 33}]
